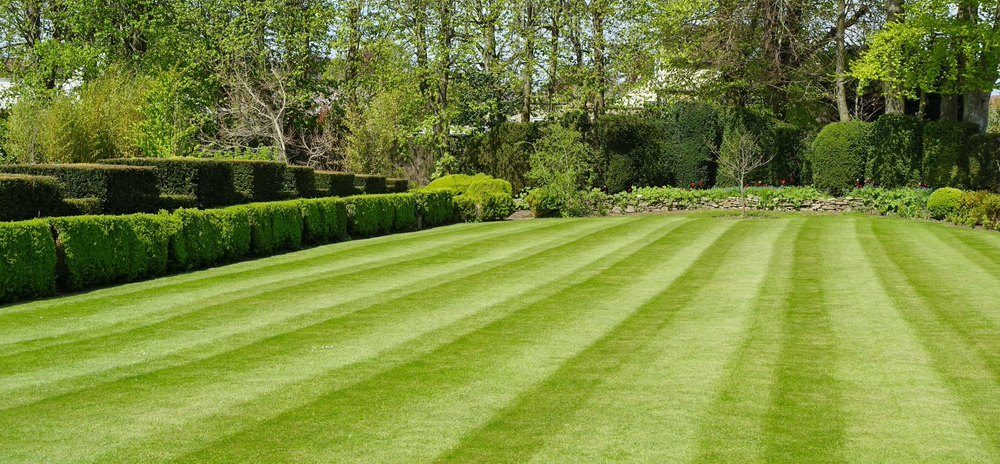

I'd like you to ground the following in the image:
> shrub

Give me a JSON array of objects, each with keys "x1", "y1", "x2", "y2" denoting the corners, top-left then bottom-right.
[
  {"x1": 284, "y1": 165, "x2": 317, "y2": 198},
  {"x1": 525, "y1": 186, "x2": 561, "y2": 218},
  {"x1": 463, "y1": 178, "x2": 514, "y2": 221},
  {"x1": 922, "y1": 120, "x2": 978, "y2": 189},
  {"x1": 412, "y1": 189, "x2": 455, "y2": 227},
  {"x1": 241, "y1": 201, "x2": 304, "y2": 255},
  {"x1": 387, "y1": 178, "x2": 410, "y2": 193},
  {"x1": 967, "y1": 134, "x2": 1000, "y2": 192},
  {"x1": 314, "y1": 171, "x2": 357, "y2": 197},
  {"x1": 346, "y1": 195, "x2": 396, "y2": 235},
  {"x1": 0, "y1": 164, "x2": 159, "y2": 214},
  {"x1": 604, "y1": 154, "x2": 638, "y2": 193},
  {"x1": 425, "y1": 173, "x2": 495, "y2": 194},
  {"x1": 99, "y1": 157, "x2": 238, "y2": 207},
  {"x1": 868, "y1": 113, "x2": 923, "y2": 188},
  {"x1": 670, "y1": 100, "x2": 722, "y2": 187},
  {"x1": 927, "y1": 187, "x2": 964, "y2": 219},
  {"x1": 51, "y1": 214, "x2": 173, "y2": 291},
  {"x1": 596, "y1": 114, "x2": 671, "y2": 192},
  {"x1": 0, "y1": 174, "x2": 65, "y2": 221},
  {"x1": 0, "y1": 219, "x2": 58, "y2": 303},
  {"x1": 388, "y1": 193, "x2": 417, "y2": 231},
  {"x1": 228, "y1": 160, "x2": 286, "y2": 202},
  {"x1": 452, "y1": 195, "x2": 479, "y2": 222},
  {"x1": 849, "y1": 187, "x2": 930, "y2": 218},
  {"x1": 157, "y1": 195, "x2": 199, "y2": 211},
  {"x1": 810, "y1": 121, "x2": 869, "y2": 195},
  {"x1": 463, "y1": 122, "x2": 541, "y2": 192},
  {"x1": 465, "y1": 178, "x2": 513, "y2": 198},
  {"x1": 354, "y1": 174, "x2": 388, "y2": 194},
  {"x1": 173, "y1": 207, "x2": 252, "y2": 270},
  {"x1": 299, "y1": 197, "x2": 348, "y2": 244},
  {"x1": 60, "y1": 198, "x2": 103, "y2": 216}
]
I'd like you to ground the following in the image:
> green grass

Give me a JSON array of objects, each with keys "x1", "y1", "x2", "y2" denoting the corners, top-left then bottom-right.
[{"x1": 3, "y1": 212, "x2": 1000, "y2": 463}]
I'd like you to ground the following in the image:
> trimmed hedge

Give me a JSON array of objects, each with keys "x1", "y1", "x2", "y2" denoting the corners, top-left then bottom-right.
[
  {"x1": 922, "y1": 120, "x2": 978, "y2": 189},
  {"x1": 299, "y1": 197, "x2": 348, "y2": 244},
  {"x1": 354, "y1": 174, "x2": 388, "y2": 194},
  {"x1": 967, "y1": 134, "x2": 1000, "y2": 192},
  {"x1": 61, "y1": 198, "x2": 103, "y2": 216},
  {"x1": 229, "y1": 160, "x2": 286, "y2": 202},
  {"x1": 387, "y1": 178, "x2": 410, "y2": 193},
  {"x1": 388, "y1": 194, "x2": 417, "y2": 231},
  {"x1": 346, "y1": 194, "x2": 396, "y2": 235},
  {"x1": 810, "y1": 121, "x2": 869, "y2": 195},
  {"x1": 413, "y1": 189, "x2": 455, "y2": 227},
  {"x1": 314, "y1": 171, "x2": 357, "y2": 197},
  {"x1": 868, "y1": 113, "x2": 923, "y2": 188},
  {"x1": 173, "y1": 207, "x2": 252, "y2": 270},
  {"x1": 463, "y1": 178, "x2": 514, "y2": 221},
  {"x1": 284, "y1": 165, "x2": 317, "y2": 198},
  {"x1": 927, "y1": 187, "x2": 964, "y2": 219},
  {"x1": 0, "y1": 164, "x2": 159, "y2": 214},
  {"x1": 597, "y1": 114, "x2": 671, "y2": 192},
  {"x1": 463, "y1": 122, "x2": 541, "y2": 192},
  {"x1": 0, "y1": 174, "x2": 64, "y2": 221},
  {"x1": 670, "y1": 100, "x2": 722, "y2": 187},
  {"x1": 0, "y1": 219, "x2": 58, "y2": 303},
  {"x1": 242, "y1": 201, "x2": 304, "y2": 255},
  {"x1": 99, "y1": 158, "x2": 238, "y2": 207},
  {"x1": 51, "y1": 214, "x2": 173, "y2": 291}
]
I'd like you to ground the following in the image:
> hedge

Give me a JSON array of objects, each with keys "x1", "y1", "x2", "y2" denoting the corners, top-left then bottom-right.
[
  {"x1": 61, "y1": 198, "x2": 103, "y2": 216},
  {"x1": 242, "y1": 201, "x2": 304, "y2": 255},
  {"x1": 173, "y1": 207, "x2": 252, "y2": 270},
  {"x1": 0, "y1": 219, "x2": 57, "y2": 303},
  {"x1": 810, "y1": 120, "x2": 869, "y2": 195},
  {"x1": 967, "y1": 133, "x2": 1000, "y2": 192},
  {"x1": 229, "y1": 159, "x2": 286, "y2": 202},
  {"x1": 868, "y1": 113, "x2": 923, "y2": 188},
  {"x1": 284, "y1": 165, "x2": 317, "y2": 198},
  {"x1": 346, "y1": 194, "x2": 396, "y2": 235},
  {"x1": 99, "y1": 158, "x2": 238, "y2": 207},
  {"x1": 463, "y1": 122, "x2": 541, "y2": 192},
  {"x1": 463, "y1": 178, "x2": 514, "y2": 221},
  {"x1": 315, "y1": 171, "x2": 357, "y2": 197},
  {"x1": 597, "y1": 114, "x2": 670, "y2": 192},
  {"x1": 388, "y1": 194, "x2": 417, "y2": 231},
  {"x1": 299, "y1": 197, "x2": 348, "y2": 244},
  {"x1": 354, "y1": 174, "x2": 388, "y2": 194},
  {"x1": 0, "y1": 174, "x2": 64, "y2": 221},
  {"x1": 387, "y1": 178, "x2": 410, "y2": 193},
  {"x1": 670, "y1": 100, "x2": 722, "y2": 187},
  {"x1": 922, "y1": 120, "x2": 978, "y2": 189},
  {"x1": 413, "y1": 189, "x2": 455, "y2": 227},
  {"x1": 0, "y1": 164, "x2": 159, "y2": 214},
  {"x1": 51, "y1": 214, "x2": 173, "y2": 291}
]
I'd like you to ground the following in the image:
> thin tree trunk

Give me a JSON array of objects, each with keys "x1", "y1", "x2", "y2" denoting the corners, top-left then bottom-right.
[
  {"x1": 591, "y1": 0, "x2": 606, "y2": 118},
  {"x1": 917, "y1": 89, "x2": 928, "y2": 119},
  {"x1": 884, "y1": 0, "x2": 905, "y2": 114},
  {"x1": 547, "y1": 0, "x2": 563, "y2": 116},
  {"x1": 835, "y1": 0, "x2": 850, "y2": 121},
  {"x1": 522, "y1": 0, "x2": 535, "y2": 123}
]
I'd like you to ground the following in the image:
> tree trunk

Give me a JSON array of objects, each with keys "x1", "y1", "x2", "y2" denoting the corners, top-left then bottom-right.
[
  {"x1": 917, "y1": 89, "x2": 928, "y2": 120},
  {"x1": 521, "y1": 0, "x2": 535, "y2": 123},
  {"x1": 884, "y1": 0, "x2": 905, "y2": 114},
  {"x1": 591, "y1": 1, "x2": 606, "y2": 118},
  {"x1": 835, "y1": 0, "x2": 850, "y2": 121},
  {"x1": 964, "y1": 89, "x2": 990, "y2": 132},
  {"x1": 547, "y1": 0, "x2": 563, "y2": 116},
  {"x1": 345, "y1": 2, "x2": 362, "y2": 111}
]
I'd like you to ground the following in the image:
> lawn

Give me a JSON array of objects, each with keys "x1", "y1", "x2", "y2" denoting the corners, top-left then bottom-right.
[{"x1": 2, "y1": 212, "x2": 1000, "y2": 463}]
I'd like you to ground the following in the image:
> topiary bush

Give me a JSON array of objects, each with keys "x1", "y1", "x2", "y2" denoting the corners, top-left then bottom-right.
[
  {"x1": 927, "y1": 187, "x2": 964, "y2": 219},
  {"x1": 387, "y1": 193, "x2": 417, "y2": 231},
  {"x1": 0, "y1": 174, "x2": 65, "y2": 221},
  {"x1": 425, "y1": 173, "x2": 496, "y2": 195},
  {"x1": 387, "y1": 178, "x2": 410, "y2": 193},
  {"x1": 0, "y1": 219, "x2": 58, "y2": 303},
  {"x1": 51, "y1": 214, "x2": 173, "y2": 291},
  {"x1": 922, "y1": 120, "x2": 978, "y2": 189},
  {"x1": 810, "y1": 120, "x2": 869, "y2": 195},
  {"x1": 867, "y1": 113, "x2": 923, "y2": 188}
]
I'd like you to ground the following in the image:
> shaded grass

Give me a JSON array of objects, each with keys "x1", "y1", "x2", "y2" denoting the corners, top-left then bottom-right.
[{"x1": 2, "y1": 214, "x2": 1000, "y2": 463}]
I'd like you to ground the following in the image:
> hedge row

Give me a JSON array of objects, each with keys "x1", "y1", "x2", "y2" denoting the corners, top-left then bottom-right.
[
  {"x1": 0, "y1": 174, "x2": 65, "y2": 221},
  {"x1": 0, "y1": 192, "x2": 455, "y2": 304},
  {"x1": 99, "y1": 158, "x2": 238, "y2": 207},
  {"x1": 0, "y1": 164, "x2": 159, "y2": 214},
  {"x1": 315, "y1": 171, "x2": 357, "y2": 197}
]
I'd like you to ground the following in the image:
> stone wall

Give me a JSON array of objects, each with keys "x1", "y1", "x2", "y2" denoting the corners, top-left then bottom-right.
[{"x1": 608, "y1": 196, "x2": 866, "y2": 214}]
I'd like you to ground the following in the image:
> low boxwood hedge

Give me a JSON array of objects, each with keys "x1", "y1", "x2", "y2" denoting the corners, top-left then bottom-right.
[
  {"x1": 299, "y1": 197, "x2": 348, "y2": 244},
  {"x1": 173, "y1": 207, "x2": 252, "y2": 270},
  {"x1": 346, "y1": 194, "x2": 396, "y2": 235},
  {"x1": 413, "y1": 189, "x2": 455, "y2": 227},
  {"x1": 0, "y1": 174, "x2": 64, "y2": 221},
  {"x1": 0, "y1": 219, "x2": 58, "y2": 303},
  {"x1": 242, "y1": 201, "x2": 304, "y2": 255}
]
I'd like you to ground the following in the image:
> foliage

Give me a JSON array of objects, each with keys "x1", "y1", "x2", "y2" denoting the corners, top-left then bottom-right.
[
  {"x1": 387, "y1": 178, "x2": 410, "y2": 193},
  {"x1": 867, "y1": 114, "x2": 923, "y2": 188},
  {"x1": 242, "y1": 201, "x2": 304, "y2": 255},
  {"x1": 228, "y1": 160, "x2": 287, "y2": 203},
  {"x1": 346, "y1": 194, "x2": 396, "y2": 236},
  {"x1": 424, "y1": 173, "x2": 496, "y2": 194},
  {"x1": 810, "y1": 121, "x2": 870, "y2": 195},
  {"x1": 314, "y1": 171, "x2": 357, "y2": 197},
  {"x1": 354, "y1": 174, "x2": 388, "y2": 194},
  {"x1": 463, "y1": 123, "x2": 542, "y2": 192},
  {"x1": 299, "y1": 197, "x2": 348, "y2": 244},
  {"x1": 711, "y1": 126, "x2": 775, "y2": 216},
  {"x1": 927, "y1": 187, "x2": 964, "y2": 220},
  {"x1": 0, "y1": 219, "x2": 58, "y2": 303},
  {"x1": 173, "y1": 207, "x2": 253, "y2": 270},
  {"x1": 966, "y1": 134, "x2": 1000, "y2": 192},
  {"x1": 525, "y1": 186, "x2": 563, "y2": 218},
  {"x1": 848, "y1": 187, "x2": 931, "y2": 218},
  {"x1": 51, "y1": 214, "x2": 173, "y2": 291},
  {"x1": 669, "y1": 100, "x2": 722, "y2": 187},
  {"x1": 99, "y1": 157, "x2": 238, "y2": 207},
  {"x1": 0, "y1": 174, "x2": 64, "y2": 221},
  {"x1": 284, "y1": 165, "x2": 317, "y2": 198},
  {"x1": 412, "y1": 189, "x2": 455, "y2": 227},
  {"x1": 526, "y1": 123, "x2": 596, "y2": 206},
  {"x1": 922, "y1": 120, "x2": 978, "y2": 189},
  {"x1": 597, "y1": 114, "x2": 671, "y2": 192},
  {"x1": 0, "y1": 164, "x2": 160, "y2": 214}
]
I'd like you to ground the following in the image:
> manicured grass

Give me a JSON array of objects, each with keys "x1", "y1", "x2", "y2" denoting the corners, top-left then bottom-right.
[{"x1": 3, "y1": 212, "x2": 1000, "y2": 463}]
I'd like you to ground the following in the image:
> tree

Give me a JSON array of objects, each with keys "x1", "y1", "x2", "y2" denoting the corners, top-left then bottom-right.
[{"x1": 710, "y1": 127, "x2": 775, "y2": 217}]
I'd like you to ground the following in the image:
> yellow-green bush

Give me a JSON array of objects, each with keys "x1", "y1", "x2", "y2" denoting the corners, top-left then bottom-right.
[
  {"x1": 927, "y1": 187, "x2": 964, "y2": 220},
  {"x1": 299, "y1": 197, "x2": 348, "y2": 244},
  {"x1": 0, "y1": 219, "x2": 57, "y2": 303}
]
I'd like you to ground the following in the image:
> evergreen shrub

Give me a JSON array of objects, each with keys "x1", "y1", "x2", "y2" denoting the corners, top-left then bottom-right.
[
  {"x1": 283, "y1": 165, "x2": 317, "y2": 198},
  {"x1": 346, "y1": 195, "x2": 396, "y2": 235},
  {"x1": 0, "y1": 219, "x2": 58, "y2": 303},
  {"x1": 0, "y1": 164, "x2": 159, "y2": 214},
  {"x1": 0, "y1": 175, "x2": 64, "y2": 221},
  {"x1": 242, "y1": 201, "x2": 304, "y2": 255},
  {"x1": 927, "y1": 187, "x2": 964, "y2": 219},
  {"x1": 967, "y1": 134, "x2": 1000, "y2": 191},
  {"x1": 922, "y1": 120, "x2": 978, "y2": 189},
  {"x1": 99, "y1": 157, "x2": 238, "y2": 207},
  {"x1": 354, "y1": 174, "x2": 388, "y2": 194},
  {"x1": 228, "y1": 159, "x2": 286, "y2": 202},
  {"x1": 868, "y1": 114, "x2": 923, "y2": 188},
  {"x1": 299, "y1": 197, "x2": 348, "y2": 244},
  {"x1": 412, "y1": 189, "x2": 455, "y2": 227},
  {"x1": 173, "y1": 207, "x2": 252, "y2": 269},
  {"x1": 314, "y1": 171, "x2": 357, "y2": 197},
  {"x1": 810, "y1": 121, "x2": 869, "y2": 195},
  {"x1": 670, "y1": 100, "x2": 722, "y2": 187}
]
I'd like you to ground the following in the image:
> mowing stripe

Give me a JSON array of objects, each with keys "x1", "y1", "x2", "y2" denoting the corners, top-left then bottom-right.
[
  {"x1": 435, "y1": 218, "x2": 785, "y2": 463},
  {"x1": 163, "y1": 218, "x2": 738, "y2": 463},
  {"x1": 0, "y1": 218, "x2": 626, "y2": 408},
  {"x1": 0, "y1": 216, "x2": 687, "y2": 463},
  {"x1": 860, "y1": 217, "x2": 1000, "y2": 456},
  {"x1": 691, "y1": 218, "x2": 804, "y2": 464},
  {"x1": 762, "y1": 216, "x2": 846, "y2": 464},
  {"x1": 826, "y1": 216, "x2": 994, "y2": 463}
]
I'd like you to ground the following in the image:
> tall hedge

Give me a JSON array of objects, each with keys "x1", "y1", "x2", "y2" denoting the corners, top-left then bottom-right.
[
  {"x1": 967, "y1": 133, "x2": 1000, "y2": 192},
  {"x1": 716, "y1": 108, "x2": 805, "y2": 186},
  {"x1": 596, "y1": 114, "x2": 671, "y2": 192},
  {"x1": 0, "y1": 174, "x2": 64, "y2": 221},
  {"x1": 315, "y1": 171, "x2": 357, "y2": 197},
  {"x1": 670, "y1": 100, "x2": 722, "y2": 187},
  {"x1": 354, "y1": 174, "x2": 388, "y2": 194},
  {"x1": 51, "y1": 214, "x2": 172, "y2": 291},
  {"x1": 284, "y1": 165, "x2": 317, "y2": 198},
  {"x1": 173, "y1": 207, "x2": 252, "y2": 270},
  {"x1": 463, "y1": 122, "x2": 542, "y2": 192},
  {"x1": 99, "y1": 158, "x2": 238, "y2": 207},
  {"x1": 0, "y1": 219, "x2": 58, "y2": 303},
  {"x1": 810, "y1": 120, "x2": 869, "y2": 195},
  {"x1": 0, "y1": 164, "x2": 159, "y2": 214},
  {"x1": 868, "y1": 113, "x2": 923, "y2": 188},
  {"x1": 922, "y1": 120, "x2": 978, "y2": 189},
  {"x1": 387, "y1": 178, "x2": 410, "y2": 193},
  {"x1": 299, "y1": 197, "x2": 348, "y2": 244},
  {"x1": 229, "y1": 160, "x2": 286, "y2": 202}
]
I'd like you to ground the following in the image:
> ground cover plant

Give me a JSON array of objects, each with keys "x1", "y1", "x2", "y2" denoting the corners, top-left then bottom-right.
[{"x1": 3, "y1": 213, "x2": 1000, "y2": 462}]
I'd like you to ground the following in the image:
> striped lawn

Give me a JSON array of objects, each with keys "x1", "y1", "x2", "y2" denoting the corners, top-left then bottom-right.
[{"x1": 2, "y1": 212, "x2": 1000, "y2": 463}]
